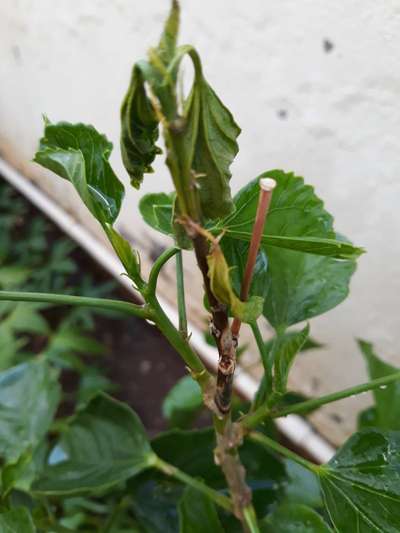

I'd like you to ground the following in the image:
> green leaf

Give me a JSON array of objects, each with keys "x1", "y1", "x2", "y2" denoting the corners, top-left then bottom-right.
[
  {"x1": 157, "y1": 0, "x2": 180, "y2": 67},
  {"x1": 185, "y1": 77, "x2": 240, "y2": 219},
  {"x1": 260, "y1": 503, "x2": 332, "y2": 532},
  {"x1": 358, "y1": 339, "x2": 400, "y2": 430},
  {"x1": 139, "y1": 193, "x2": 174, "y2": 236},
  {"x1": 152, "y1": 428, "x2": 285, "y2": 519},
  {"x1": 5, "y1": 303, "x2": 50, "y2": 336},
  {"x1": 222, "y1": 170, "x2": 363, "y2": 260},
  {"x1": 0, "y1": 508, "x2": 36, "y2": 532},
  {"x1": 2, "y1": 442, "x2": 48, "y2": 493},
  {"x1": 162, "y1": 375, "x2": 203, "y2": 429},
  {"x1": 47, "y1": 327, "x2": 106, "y2": 356},
  {"x1": 274, "y1": 324, "x2": 310, "y2": 394},
  {"x1": 265, "y1": 331, "x2": 323, "y2": 355},
  {"x1": 139, "y1": 192, "x2": 192, "y2": 250},
  {"x1": 178, "y1": 486, "x2": 224, "y2": 532},
  {"x1": 319, "y1": 429, "x2": 400, "y2": 532},
  {"x1": 207, "y1": 243, "x2": 263, "y2": 322},
  {"x1": 357, "y1": 406, "x2": 379, "y2": 430},
  {"x1": 120, "y1": 64, "x2": 161, "y2": 188},
  {"x1": 34, "y1": 120, "x2": 124, "y2": 225},
  {"x1": 0, "y1": 360, "x2": 60, "y2": 464},
  {"x1": 220, "y1": 236, "x2": 268, "y2": 300},
  {"x1": 104, "y1": 225, "x2": 141, "y2": 281},
  {"x1": 129, "y1": 471, "x2": 182, "y2": 533},
  {"x1": 0, "y1": 266, "x2": 31, "y2": 289},
  {"x1": 229, "y1": 233, "x2": 363, "y2": 260},
  {"x1": 34, "y1": 393, "x2": 155, "y2": 495},
  {"x1": 283, "y1": 460, "x2": 323, "y2": 509},
  {"x1": 223, "y1": 171, "x2": 358, "y2": 330},
  {"x1": 264, "y1": 246, "x2": 355, "y2": 330},
  {"x1": 255, "y1": 326, "x2": 311, "y2": 408}
]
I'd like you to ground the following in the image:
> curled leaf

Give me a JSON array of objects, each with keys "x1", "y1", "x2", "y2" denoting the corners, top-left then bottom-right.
[
  {"x1": 185, "y1": 76, "x2": 240, "y2": 219},
  {"x1": 207, "y1": 243, "x2": 263, "y2": 323},
  {"x1": 120, "y1": 64, "x2": 161, "y2": 188}
]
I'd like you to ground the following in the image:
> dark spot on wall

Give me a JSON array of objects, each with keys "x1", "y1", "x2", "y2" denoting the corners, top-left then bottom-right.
[
  {"x1": 329, "y1": 413, "x2": 343, "y2": 424},
  {"x1": 323, "y1": 39, "x2": 334, "y2": 53},
  {"x1": 11, "y1": 45, "x2": 22, "y2": 64},
  {"x1": 277, "y1": 109, "x2": 288, "y2": 120},
  {"x1": 311, "y1": 377, "x2": 321, "y2": 391}
]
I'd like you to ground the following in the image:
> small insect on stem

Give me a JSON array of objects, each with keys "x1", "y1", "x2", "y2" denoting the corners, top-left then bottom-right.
[{"x1": 231, "y1": 177, "x2": 276, "y2": 339}]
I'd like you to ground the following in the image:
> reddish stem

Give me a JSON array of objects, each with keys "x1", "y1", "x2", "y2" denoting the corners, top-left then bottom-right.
[{"x1": 231, "y1": 178, "x2": 276, "y2": 338}]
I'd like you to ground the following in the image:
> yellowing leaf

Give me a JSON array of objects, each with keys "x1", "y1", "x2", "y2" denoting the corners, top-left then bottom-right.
[{"x1": 207, "y1": 245, "x2": 263, "y2": 323}]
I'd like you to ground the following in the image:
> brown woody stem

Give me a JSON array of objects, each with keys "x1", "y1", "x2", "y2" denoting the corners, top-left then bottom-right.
[
  {"x1": 191, "y1": 231, "x2": 236, "y2": 415},
  {"x1": 166, "y1": 113, "x2": 256, "y2": 529}
]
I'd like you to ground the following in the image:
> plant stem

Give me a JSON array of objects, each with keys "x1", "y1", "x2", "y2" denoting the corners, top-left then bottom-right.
[
  {"x1": 243, "y1": 505, "x2": 261, "y2": 533},
  {"x1": 213, "y1": 414, "x2": 252, "y2": 525},
  {"x1": 148, "y1": 294, "x2": 213, "y2": 393},
  {"x1": 248, "y1": 431, "x2": 319, "y2": 473},
  {"x1": 0, "y1": 290, "x2": 150, "y2": 319},
  {"x1": 231, "y1": 179, "x2": 275, "y2": 338},
  {"x1": 146, "y1": 246, "x2": 179, "y2": 297},
  {"x1": 241, "y1": 370, "x2": 400, "y2": 430},
  {"x1": 250, "y1": 321, "x2": 272, "y2": 393},
  {"x1": 275, "y1": 370, "x2": 400, "y2": 417},
  {"x1": 176, "y1": 250, "x2": 188, "y2": 338},
  {"x1": 161, "y1": 80, "x2": 252, "y2": 526},
  {"x1": 154, "y1": 456, "x2": 233, "y2": 512}
]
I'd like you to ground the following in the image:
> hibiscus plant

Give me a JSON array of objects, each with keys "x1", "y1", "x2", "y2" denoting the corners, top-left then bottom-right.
[{"x1": 0, "y1": 2, "x2": 399, "y2": 532}]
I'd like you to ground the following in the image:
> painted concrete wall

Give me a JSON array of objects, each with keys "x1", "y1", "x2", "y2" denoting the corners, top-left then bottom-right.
[{"x1": 1, "y1": 0, "x2": 400, "y2": 444}]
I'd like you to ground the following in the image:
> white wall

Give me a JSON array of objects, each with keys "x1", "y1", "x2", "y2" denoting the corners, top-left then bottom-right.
[{"x1": 1, "y1": 0, "x2": 400, "y2": 444}]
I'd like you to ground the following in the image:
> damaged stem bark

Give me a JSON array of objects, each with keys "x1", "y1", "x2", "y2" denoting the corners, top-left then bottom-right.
[{"x1": 191, "y1": 231, "x2": 252, "y2": 522}]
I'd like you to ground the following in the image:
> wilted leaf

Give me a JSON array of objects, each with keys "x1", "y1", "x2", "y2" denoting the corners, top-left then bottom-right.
[
  {"x1": 34, "y1": 120, "x2": 124, "y2": 225},
  {"x1": 184, "y1": 77, "x2": 240, "y2": 219},
  {"x1": 319, "y1": 429, "x2": 400, "y2": 532},
  {"x1": 120, "y1": 65, "x2": 161, "y2": 188},
  {"x1": 358, "y1": 339, "x2": 400, "y2": 430},
  {"x1": 34, "y1": 393, "x2": 155, "y2": 495},
  {"x1": 0, "y1": 360, "x2": 60, "y2": 464},
  {"x1": 178, "y1": 486, "x2": 224, "y2": 532},
  {"x1": 207, "y1": 244, "x2": 263, "y2": 323},
  {"x1": 162, "y1": 375, "x2": 203, "y2": 429},
  {"x1": 260, "y1": 503, "x2": 332, "y2": 532}
]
